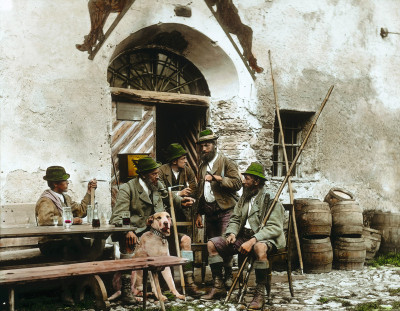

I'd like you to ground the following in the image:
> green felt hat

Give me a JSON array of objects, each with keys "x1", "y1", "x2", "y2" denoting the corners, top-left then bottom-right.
[
  {"x1": 134, "y1": 156, "x2": 162, "y2": 174},
  {"x1": 242, "y1": 162, "x2": 266, "y2": 180},
  {"x1": 165, "y1": 143, "x2": 187, "y2": 163},
  {"x1": 197, "y1": 128, "x2": 219, "y2": 143},
  {"x1": 43, "y1": 166, "x2": 70, "y2": 181}
]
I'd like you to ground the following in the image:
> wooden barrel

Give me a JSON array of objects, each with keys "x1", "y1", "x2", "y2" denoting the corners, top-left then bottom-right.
[
  {"x1": 370, "y1": 212, "x2": 400, "y2": 254},
  {"x1": 301, "y1": 237, "x2": 333, "y2": 273},
  {"x1": 294, "y1": 200, "x2": 332, "y2": 237},
  {"x1": 324, "y1": 187, "x2": 354, "y2": 207},
  {"x1": 362, "y1": 227, "x2": 382, "y2": 260},
  {"x1": 331, "y1": 200, "x2": 363, "y2": 236},
  {"x1": 294, "y1": 198, "x2": 321, "y2": 212},
  {"x1": 333, "y1": 237, "x2": 366, "y2": 270}
]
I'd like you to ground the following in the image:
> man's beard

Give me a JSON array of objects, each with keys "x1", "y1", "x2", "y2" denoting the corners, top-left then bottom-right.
[
  {"x1": 201, "y1": 147, "x2": 216, "y2": 162},
  {"x1": 242, "y1": 185, "x2": 259, "y2": 201},
  {"x1": 144, "y1": 177, "x2": 158, "y2": 192}
]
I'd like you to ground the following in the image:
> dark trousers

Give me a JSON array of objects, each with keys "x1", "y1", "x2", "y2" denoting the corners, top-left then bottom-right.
[{"x1": 204, "y1": 201, "x2": 233, "y2": 239}]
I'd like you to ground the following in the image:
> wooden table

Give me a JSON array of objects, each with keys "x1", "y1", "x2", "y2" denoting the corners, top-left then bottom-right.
[{"x1": 0, "y1": 224, "x2": 136, "y2": 239}]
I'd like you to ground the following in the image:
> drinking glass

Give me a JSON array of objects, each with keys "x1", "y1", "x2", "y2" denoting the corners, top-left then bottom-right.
[
  {"x1": 103, "y1": 210, "x2": 112, "y2": 225},
  {"x1": 86, "y1": 205, "x2": 93, "y2": 224},
  {"x1": 122, "y1": 211, "x2": 130, "y2": 227},
  {"x1": 52, "y1": 216, "x2": 59, "y2": 226},
  {"x1": 63, "y1": 207, "x2": 73, "y2": 229}
]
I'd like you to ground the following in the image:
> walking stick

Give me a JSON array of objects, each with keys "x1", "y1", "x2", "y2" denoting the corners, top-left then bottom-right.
[
  {"x1": 268, "y1": 50, "x2": 303, "y2": 274},
  {"x1": 225, "y1": 85, "x2": 334, "y2": 303},
  {"x1": 168, "y1": 185, "x2": 186, "y2": 299}
]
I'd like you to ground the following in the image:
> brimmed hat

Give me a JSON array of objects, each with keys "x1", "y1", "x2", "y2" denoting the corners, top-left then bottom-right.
[
  {"x1": 165, "y1": 143, "x2": 187, "y2": 163},
  {"x1": 197, "y1": 128, "x2": 219, "y2": 143},
  {"x1": 134, "y1": 156, "x2": 162, "y2": 174},
  {"x1": 43, "y1": 166, "x2": 70, "y2": 181},
  {"x1": 242, "y1": 162, "x2": 266, "y2": 180}
]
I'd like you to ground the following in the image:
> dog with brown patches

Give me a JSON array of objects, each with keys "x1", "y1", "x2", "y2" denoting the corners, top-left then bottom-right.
[
  {"x1": 132, "y1": 211, "x2": 185, "y2": 301},
  {"x1": 108, "y1": 211, "x2": 185, "y2": 302}
]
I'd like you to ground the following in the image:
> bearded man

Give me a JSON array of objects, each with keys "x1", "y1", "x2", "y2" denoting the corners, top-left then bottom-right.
[
  {"x1": 194, "y1": 128, "x2": 242, "y2": 288},
  {"x1": 201, "y1": 162, "x2": 285, "y2": 310}
]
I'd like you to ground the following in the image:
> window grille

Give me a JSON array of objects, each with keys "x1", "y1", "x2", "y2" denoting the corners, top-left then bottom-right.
[
  {"x1": 272, "y1": 112, "x2": 312, "y2": 177},
  {"x1": 107, "y1": 48, "x2": 210, "y2": 96}
]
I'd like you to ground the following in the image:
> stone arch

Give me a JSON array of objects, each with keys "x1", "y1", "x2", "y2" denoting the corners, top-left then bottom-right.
[{"x1": 109, "y1": 23, "x2": 239, "y2": 99}]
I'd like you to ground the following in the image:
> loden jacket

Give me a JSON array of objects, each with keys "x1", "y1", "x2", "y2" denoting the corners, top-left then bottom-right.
[{"x1": 225, "y1": 187, "x2": 286, "y2": 249}]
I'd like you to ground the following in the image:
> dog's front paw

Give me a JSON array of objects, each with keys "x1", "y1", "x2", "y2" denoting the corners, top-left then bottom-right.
[
  {"x1": 160, "y1": 295, "x2": 168, "y2": 301},
  {"x1": 175, "y1": 294, "x2": 185, "y2": 300}
]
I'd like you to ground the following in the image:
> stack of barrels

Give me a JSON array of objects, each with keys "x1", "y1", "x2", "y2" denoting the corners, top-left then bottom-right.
[
  {"x1": 294, "y1": 198, "x2": 333, "y2": 273},
  {"x1": 325, "y1": 188, "x2": 366, "y2": 270},
  {"x1": 294, "y1": 187, "x2": 367, "y2": 273}
]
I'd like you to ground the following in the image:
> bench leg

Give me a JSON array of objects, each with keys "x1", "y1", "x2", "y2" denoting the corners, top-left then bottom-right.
[
  {"x1": 150, "y1": 271, "x2": 165, "y2": 311},
  {"x1": 142, "y1": 269, "x2": 148, "y2": 310},
  {"x1": 8, "y1": 288, "x2": 14, "y2": 311},
  {"x1": 76, "y1": 275, "x2": 110, "y2": 310}
]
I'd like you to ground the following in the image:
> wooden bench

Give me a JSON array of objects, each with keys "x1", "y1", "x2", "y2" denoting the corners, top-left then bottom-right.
[{"x1": 0, "y1": 256, "x2": 188, "y2": 311}]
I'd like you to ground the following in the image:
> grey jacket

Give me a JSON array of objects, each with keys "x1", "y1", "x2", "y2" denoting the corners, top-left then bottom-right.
[
  {"x1": 110, "y1": 177, "x2": 178, "y2": 233},
  {"x1": 225, "y1": 187, "x2": 286, "y2": 249}
]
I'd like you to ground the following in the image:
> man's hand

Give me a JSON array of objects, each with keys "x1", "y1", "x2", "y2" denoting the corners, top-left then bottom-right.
[
  {"x1": 226, "y1": 233, "x2": 236, "y2": 244},
  {"x1": 87, "y1": 178, "x2": 97, "y2": 194},
  {"x1": 205, "y1": 174, "x2": 222, "y2": 182},
  {"x1": 195, "y1": 214, "x2": 203, "y2": 228},
  {"x1": 73, "y1": 217, "x2": 83, "y2": 224},
  {"x1": 239, "y1": 237, "x2": 257, "y2": 255},
  {"x1": 125, "y1": 231, "x2": 138, "y2": 249},
  {"x1": 181, "y1": 197, "x2": 195, "y2": 208},
  {"x1": 178, "y1": 187, "x2": 192, "y2": 197}
]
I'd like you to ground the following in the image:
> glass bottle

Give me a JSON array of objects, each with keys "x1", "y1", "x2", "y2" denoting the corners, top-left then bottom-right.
[
  {"x1": 92, "y1": 202, "x2": 100, "y2": 228},
  {"x1": 63, "y1": 207, "x2": 73, "y2": 229}
]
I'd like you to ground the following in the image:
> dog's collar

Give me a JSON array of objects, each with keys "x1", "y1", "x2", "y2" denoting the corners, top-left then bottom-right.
[{"x1": 150, "y1": 227, "x2": 168, "y2": 244}]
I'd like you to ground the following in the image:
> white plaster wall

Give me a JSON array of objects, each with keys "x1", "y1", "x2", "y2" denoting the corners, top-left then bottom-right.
[{"x1": 1, "y1": 0, "x2": 400, "y2": 214}]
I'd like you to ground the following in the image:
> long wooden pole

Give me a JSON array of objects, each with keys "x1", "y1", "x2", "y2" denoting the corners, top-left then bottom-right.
[
  {"x1": 268, "y1": 50, "x2": 303, "y2": 274},
  {"x1": 168, "y1": 187, "x2": 186, "y2": 299},
  {"x1": 225, "y1": 85, "x2": 334, "y2": 303}
]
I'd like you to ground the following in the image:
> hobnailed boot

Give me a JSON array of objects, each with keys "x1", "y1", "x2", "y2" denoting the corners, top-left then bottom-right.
[
  {"x1": 200, "y1": 276, "x2": 226, "y2": 300},
  {"x1": 120, "y1": 274, "x2": 137, "y2": 304},
  {"x1": 248, "y1": 267, "x2": 267, "y2": 310},
  {"x1": 248, "y1": 283, "x2": 266, "y2": 310},
  {"x1": 184, "y1": 271, "x2": 205, "y2": 297},
  {"x1": 61, "y1": 283, "x2": 75, "y2": 306},
  {"x1": 224, "y1": 266, "x2": 233, "y2": 289}
]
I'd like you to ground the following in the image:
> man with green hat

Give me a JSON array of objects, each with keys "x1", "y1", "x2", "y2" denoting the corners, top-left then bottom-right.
[
  {"x1": 201, "y1": 162, "x2": 285, "y2": 310},
  {"x1": 194, "y1": 128, "x2": 242, "y2": 288},
  {"x1": 159, "y1": 143, "x2": 203, "y2": 296},
  {"x1": 35, "y1": 165, "x2": 97, "y2": 305}
]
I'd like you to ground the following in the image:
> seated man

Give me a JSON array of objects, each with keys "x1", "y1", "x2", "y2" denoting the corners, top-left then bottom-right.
[
  {"x1": 36, "y1": 165, "x2": 97, "y2": 258},
  {"x1": 201, "y1": 162, "x2": 285, "y2": 310},
  {"x1": 110, "y1": 156, "x2": 201, "y2": 304},
  {"x1": 35, "y1": 165, "x2": 97, "y2": 305}
]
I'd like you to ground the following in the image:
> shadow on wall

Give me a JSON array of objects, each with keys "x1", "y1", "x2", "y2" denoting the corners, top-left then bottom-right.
[{"x1": 108, "y1": 23, "x2": 239, "y2": 99}]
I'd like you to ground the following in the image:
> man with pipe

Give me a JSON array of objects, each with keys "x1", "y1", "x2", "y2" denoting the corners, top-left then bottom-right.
[
  {"x1": 159, "y1": 143, "x2": 204, "y2": 296},
  {"x1": 194, "y1": 128, "x2": 242, "y2": 288},
  {"x1": 110, "y1": 156, "x2": 200, "y2": 303},
  {"x1": 201, "y1": 162, "x2": 285, "y2": 310}
]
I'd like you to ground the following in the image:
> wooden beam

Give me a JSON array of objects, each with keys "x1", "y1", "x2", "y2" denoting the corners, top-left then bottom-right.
[{"x1": 111, "y1": 87, "x2": 210, "y2": 107}]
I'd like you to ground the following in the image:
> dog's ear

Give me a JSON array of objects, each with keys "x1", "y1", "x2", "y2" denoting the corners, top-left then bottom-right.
[{"x1": 146, "y1": 215, "x2": 154, "y2": 226}]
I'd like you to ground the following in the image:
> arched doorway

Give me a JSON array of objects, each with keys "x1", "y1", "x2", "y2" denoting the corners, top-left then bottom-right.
[{"x1": 108, "y1": 48, "x2": 210, "y2": 193}]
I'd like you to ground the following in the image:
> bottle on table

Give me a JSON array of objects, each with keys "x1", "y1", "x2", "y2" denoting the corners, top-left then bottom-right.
[{"x1": 92, "y1": 202, "x2": 100, "y2": 228}]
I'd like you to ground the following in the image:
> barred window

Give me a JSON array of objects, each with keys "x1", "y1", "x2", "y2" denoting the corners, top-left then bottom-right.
[{"x1": 272, "y1": 111, "x2": 313, "y2": 177}]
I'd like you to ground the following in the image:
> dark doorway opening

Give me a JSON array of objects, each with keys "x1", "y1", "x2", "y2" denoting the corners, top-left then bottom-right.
[{"x1": 156, "y1": 104, "x2": 207, "y2": 176}]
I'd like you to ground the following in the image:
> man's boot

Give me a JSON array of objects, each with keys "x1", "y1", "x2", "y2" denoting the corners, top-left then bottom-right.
[
  {"x1": 224, "y1": 266, "x2": 233, "y2": 289},
  {"x1": 184, "y1": 271, "x2": 205, "y2": 297},
  {"x1": 200, "y1": 261, "x2": 226, "y2": 300},
  {"x1": 248, "y1": 265, "x2": 268, "y2": 310},
  {"x1": 61, "y1": 282, "x2": 75, "y2": 306},
  {"x1": 120, "y1": 253, "x2": 137, "y2": 304}
]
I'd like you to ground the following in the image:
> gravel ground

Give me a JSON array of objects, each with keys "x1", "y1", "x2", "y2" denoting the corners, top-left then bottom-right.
[{"x1": 100, "y1": 265, "x2": 400, "y2": 311}]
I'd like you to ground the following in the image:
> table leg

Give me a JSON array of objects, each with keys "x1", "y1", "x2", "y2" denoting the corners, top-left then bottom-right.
[
  {"x1": 9, "y1": 288, "x2": 14, "y2": 311},
  {"x1": 142, "y1": 269, "x2": 148, "y2": 310},
  {"x1": 150, "y1": 271, "x2": 165, "y2": 311}
]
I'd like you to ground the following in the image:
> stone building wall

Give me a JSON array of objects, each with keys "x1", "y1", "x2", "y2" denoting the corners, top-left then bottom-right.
[{"x1": 1, "y1": 0, "x2": 399, "y2": 213}]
